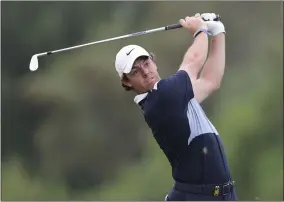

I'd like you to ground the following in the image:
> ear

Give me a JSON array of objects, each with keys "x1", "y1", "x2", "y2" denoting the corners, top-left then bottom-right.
[{"x1": 149, "y1": 52, "x2": 156, "y2": 63}]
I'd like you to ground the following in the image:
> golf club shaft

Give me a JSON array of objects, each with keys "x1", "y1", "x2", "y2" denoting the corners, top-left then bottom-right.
[
  {"x1": 36, "y1": 15, "x2": 221, "y2": 57},
  {"x1": 36, "y1": 24, "x2": 181, "y2": 57}
]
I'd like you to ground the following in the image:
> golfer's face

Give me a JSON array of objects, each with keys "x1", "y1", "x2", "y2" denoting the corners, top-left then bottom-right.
[{"x1": 126, "y1": 57, "x2": 158, "y2": 92}]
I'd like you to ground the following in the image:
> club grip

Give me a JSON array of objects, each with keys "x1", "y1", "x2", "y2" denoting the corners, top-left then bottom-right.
[
  {"x1": 165, "y1": 23, "x2": 182, "y2": 30},
  {"x1": 165, "y1": 14, "x2": 221, "y2": 31}
]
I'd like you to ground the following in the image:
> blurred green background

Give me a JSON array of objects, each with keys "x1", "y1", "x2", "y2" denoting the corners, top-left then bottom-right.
[{"x1": 1, "y1": 1, "x2": 283, "y2": 201}]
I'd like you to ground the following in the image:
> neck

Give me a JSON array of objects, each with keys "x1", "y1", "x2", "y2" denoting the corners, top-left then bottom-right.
[{"x1": 135, "y1": 78, "x2": 161, "y2": 94}]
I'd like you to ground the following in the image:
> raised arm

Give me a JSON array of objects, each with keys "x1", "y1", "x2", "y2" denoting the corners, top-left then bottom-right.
[
  {"x1": 199, "y1": 33, "x2": 225, "y2": 89},
  {"x1": 191, "y1": 13, "x2": 226, "y2": 103},
  {"x1": 178, "y1": 15, "x2": 209, "y2": 81}
]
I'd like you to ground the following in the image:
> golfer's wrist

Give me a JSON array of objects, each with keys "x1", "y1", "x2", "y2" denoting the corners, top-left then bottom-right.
[
  {"x1": 206, "y1": 21, "x2": 226, "y2": 36},
  {"x1": 194, "y1": 28, "x2": 210, "y2": 38},
  {"x1": 212, "y1": 30, "x2": 226, "y2": 36}
]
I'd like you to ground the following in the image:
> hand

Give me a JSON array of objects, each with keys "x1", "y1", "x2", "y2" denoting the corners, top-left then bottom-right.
[
  {"x1": 179, "y1": 13, "x2": 208, "y2": 36},
  {"x1": 201, "y1": 13, "x2": 226, "y2": 36}
]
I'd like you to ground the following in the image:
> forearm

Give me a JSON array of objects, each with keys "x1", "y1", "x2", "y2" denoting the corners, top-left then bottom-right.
[
  {"x1": 180, "y1": 33, "x2": 209, "y2": 80},
  {"x1": 199, "y1": 33, "x2": 225, "y2": 88}
]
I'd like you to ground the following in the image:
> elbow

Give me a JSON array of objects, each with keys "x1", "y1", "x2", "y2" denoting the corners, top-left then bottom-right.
[
  {"x1": 206, "y1": 72, "x2": 225, "y2": 91},
  {"x1": 203, "y1": 79, "x2": 221, "y2": 92},
  {"x1": 210, "y1": 81, "x2": 221, "y2": 91}
]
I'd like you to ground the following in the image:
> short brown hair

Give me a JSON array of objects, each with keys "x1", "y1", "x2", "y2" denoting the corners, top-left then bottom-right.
[{"x1": 121, "y1": 52, "x2": 156, "y2": 91}]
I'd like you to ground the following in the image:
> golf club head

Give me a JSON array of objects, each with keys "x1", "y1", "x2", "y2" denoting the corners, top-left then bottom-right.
[{"x1": 29, "y1": 54, "x2": 39, "y2": 71}]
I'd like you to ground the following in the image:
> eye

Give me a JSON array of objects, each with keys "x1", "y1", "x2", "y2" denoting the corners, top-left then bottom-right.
[
  {"x1": 130, "y1": 69, "x2": 138, "y2": 75},
  {"x1": 133, "y1": 70, "x2": 138, "y2": 74}
]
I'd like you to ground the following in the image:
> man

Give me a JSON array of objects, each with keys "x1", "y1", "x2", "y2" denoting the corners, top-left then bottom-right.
[{"x1": 114, "y1": 13, "x2": 237, "y2": 201}]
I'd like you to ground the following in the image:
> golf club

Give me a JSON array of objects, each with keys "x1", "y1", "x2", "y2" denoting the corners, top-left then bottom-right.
[{"x1": 29, "y1": 15, "x2": 221, "y2": 72}]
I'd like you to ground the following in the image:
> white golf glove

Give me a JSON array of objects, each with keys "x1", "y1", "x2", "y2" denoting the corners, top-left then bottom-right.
[{"x1": 201, "y1": 13, "x2": 226, "y2": 36}]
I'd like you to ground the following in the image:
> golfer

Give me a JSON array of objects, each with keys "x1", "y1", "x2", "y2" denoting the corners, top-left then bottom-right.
[{"x1": 114, "y1": 13, "x2": 237, "y2": 201}]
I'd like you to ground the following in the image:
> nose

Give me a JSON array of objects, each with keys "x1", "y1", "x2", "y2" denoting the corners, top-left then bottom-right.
[{"x1": 141, "y1": 66, "x2": 150, "y2": 77}]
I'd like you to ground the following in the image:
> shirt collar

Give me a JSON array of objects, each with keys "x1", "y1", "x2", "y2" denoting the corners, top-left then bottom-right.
[
  {"x1": 133, "y1": 81, "x2": 159, "y2": 105},
  {"x1": 134, "y1": 93, "x2": 148, "y2": 104}
]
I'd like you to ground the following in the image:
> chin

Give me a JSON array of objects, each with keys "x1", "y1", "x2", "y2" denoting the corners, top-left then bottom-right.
[
  {"x1": 142, "y1": 77, "x2": 158, "y2": 92},
  {"x1": 148, "y1": 78, "x2": 157, "y2": 89}
]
